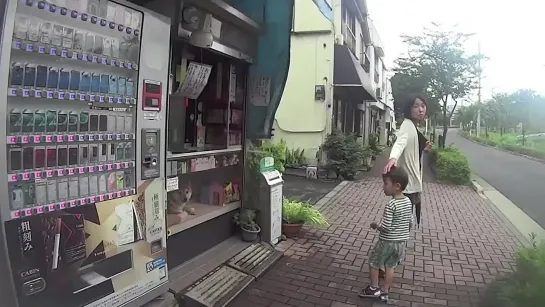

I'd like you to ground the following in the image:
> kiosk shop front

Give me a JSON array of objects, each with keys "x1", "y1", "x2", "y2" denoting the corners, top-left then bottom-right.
[{"x1": 0, "y1": 1, "x2": 170, "y2": 306}]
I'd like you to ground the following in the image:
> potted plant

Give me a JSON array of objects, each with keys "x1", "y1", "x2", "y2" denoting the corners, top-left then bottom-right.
[
  {"x1": 282, "y1": 198, "x2": 328, "y2": 238},
  {"x1": 233, "y1": 209, "x2": 261, "y2": 242}
]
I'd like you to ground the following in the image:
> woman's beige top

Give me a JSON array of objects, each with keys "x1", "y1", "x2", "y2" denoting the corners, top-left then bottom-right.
[{"x1": 389, "y1": 118, "x2": 423, "y2": 194}]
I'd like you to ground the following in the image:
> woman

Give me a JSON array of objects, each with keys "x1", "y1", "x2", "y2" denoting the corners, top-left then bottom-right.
[{"x1": 383, "y1": 95, "x2": 431, "y2": 227}]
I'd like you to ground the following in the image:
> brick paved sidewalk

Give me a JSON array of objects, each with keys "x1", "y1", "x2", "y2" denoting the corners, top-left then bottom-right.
[{"x1": 229, "y1": 179, "x2": 523, "y2": 307}]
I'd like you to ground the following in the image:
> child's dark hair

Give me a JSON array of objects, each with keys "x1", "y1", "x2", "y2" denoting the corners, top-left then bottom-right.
[{"x1": 382, "y1": 167, "x2": 409, "y2": 190}]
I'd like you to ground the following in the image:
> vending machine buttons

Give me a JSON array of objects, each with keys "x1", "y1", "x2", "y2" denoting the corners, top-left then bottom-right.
[
  {"x1": 116, "y1": 191, "x2": 123, "y2": 198},
  {"x1": 58, "y1": 202, "x2": 66, "y2": 209},
  {"x1": 98, "y1": 195, "x2": 105, "y2": 201},
  {"x1": 56, "y1": 135, "x2": 64, "y2": 142},
  {"x1": 97, "y1": 165, "x2": 104, "y2": 172},
  {"x1": 78, "y1": 167, "x2": 85, "y2": 174},
  {"x1": 100, "y1": 19, "x2": 107, "y2": 26},
  {"x1": 79, "y1": 198, "x2": 87, "y2": 205},
  {"x1": 106, "y1": 164, "x2": 113, "y2": 171},
  {"x1": 46, "y1": 204, "x2": 56, "y2": 212},
  {"x1": 70, "y1": 11, "x2": 78, "y2": 18},
  {"x1": 126, "y1": 28, "x2": 132, "y2": 35},
  {"x1": 67, "y1": 168, "x2": 75, "y2": 175},
  {"x1": 115, "y1": 162, "x2": 122, "y2": 169},
  {"x1": 21, "y1": 173, "x2": 31, "y2": 181},
  {"x1": 88, "y1": 196, "x2": 96, "y2": 203},
  {"x1": 77, "y1": 135, "x2": 85, "y2": 142},
  {"x1": 36, "y1": 206, "x2": 44, "y2": 214},
  {"x1": 134, "y1": 30, "x2": 139, "y2": 36},
  {"x1": 56, "y1": 169, "x2": 64, "y2": 176},
  {"x1": 88, "y1": 165, "x2": 95, "y2": 172},
  {"x1": 109, "y1": 22, "x2": 116, "y2": 29},
  {"x1": 8, "y1": 174, "x2": 17, "y2": 182},
  {"x1": 60, "y1": 8, "x2": 67, "y2": 15},
  {"x1": 69, "y1": 200, "x2": 77, "y2": 207},
  {"x1": 38, "y1": 1, "x2": 46, "y2": 9},
  {"x1": 81, "y1": 14, "x2": 88, "y2": 21},
  {"x1": 118, "y1": 25, "x2": 124, "y2": 32},
  {"x1": 45, "y1": 170, "x2": 54, "y2": 178},
  {"x1": 107, "y1": 193, "x2": 114, "y2": 200},
  {"x1": 21, "y1": 208, "x2": 34, "y2": 217},
  {"x1": 34, "y1": 171, "x2": 42, "y2": 179},
  {"x1": 7, "y1": 136, "x2": 16, "y2": 144},
  {"x1": 67, "y1": 135, "x2": 75, "y2": 142}
]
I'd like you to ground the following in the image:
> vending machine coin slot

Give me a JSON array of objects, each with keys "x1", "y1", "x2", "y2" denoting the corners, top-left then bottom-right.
[{"x1": 140, "y1": 129, "x2": 160, "y2": 179}]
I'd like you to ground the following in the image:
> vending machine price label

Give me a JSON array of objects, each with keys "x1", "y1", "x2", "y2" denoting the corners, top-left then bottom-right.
[
  {"x1": 89, "y1": 196, "x2": 96, "y2": 203},
  {"x1": 59, "y1": 92, "x2": 65, "y2": 99},
  {"x1": 26, "y1": 44, "x2": 33, "y2": 52},
  {"x1": 92, "y1": 55, "x2": 98, "y2": 63},
  {"x1": 106, "y1": 164, "x2": 113, "y2": 170},
  {"x1": 78, "y1": 135, "x2": 85, "y2": 141},
  {"x1": 8, "y1": 174, "x2": 17, "y2": 182},
  {"x1": 68, "y1": 135, "x2": 75, "y2": 142},
  {"x1": 46, "y1": 135, "x2": 53, "y2": 142},
  {"x1": 69, "y1": 93, "x2": 76, "y2": 100},
  {"x1": 88, "y1": 166, "x2": 95, "y2": 172},
  {"x1": 88, "y1": 135, "x2": 95, "y2": 141},
  {"x1": 38, "y1": 46, "x2": 45, "y2": 53},
  {"x1": 111, "y1": 59, "x2": 117, "y2": 66},
  {"x1": 98, "y1": 165, "x2": 104, "y2": 171},
  {"x1": 101, "y1": 58, "x2": 108, "y2": 65},
  {"x1": 36, "y1": 206, "x2": 44, "y2": 214},
  {"x1": 78, "y1": 167, "x2": 85, "y2": 174},
  {"x1": 34, "y1": 91, "x2": 41, "y2": 98},
  {"x1": 69, "y1": 200, "x2": 77, "y2": 207},
  {"x1": 46, "y1": 171, "x2": 54, "y2": 178},
  {"x1": 98, "y1": 195, "x2": 105, "y2": 201},
  {"x1": 34, "y1": 171, "x2": 42, "y2": 179},
  {"x1": 58, "y1": 202, "x2": 66, "y2": 209},
  {"x1": 48, "y1": 204, "x2": 56, "y2": 211},
  {"x1": 22, "y1": 90, "x2": 30, "y2": 97},
  {"x1": 56, "y1": 135, "x2": 64, "y2": 142},
  {"x1": 7, "y1": 136, "x2": 16, "y2": 144},
  {"x1": 97, "y1": 134, "x2": 103, "y2": 141},
  {"x1": 108, "y1": 97, "x2": 114, "y2": 103},
  {"x1": 57, "y1": 169, "x2": 64, "y2": 176},
  {"x1": 68, "y1": 168, "x2": 75, "y2": 175},
  {"x1": 22, "y1": 173, "x2": 31, "y2": 180},
  {"x1": 117, "y1": 97, "x2": 123, "y2": 103},
  {"x1": 79, "y1": 94, "x2": 86, "y2": 101},
  {"x1": 50, "y1": 48, "x2": 57, "y2": 56},
  {"x1": 61, "y1": 50, "x2": 68, "y2": 57},
  {"x1": 13, "y1": 41, "x2": 21, "y2": 49},
  {"x1": 22, "y1": 136, "x2": 30, "y2": 143},
  {"x1": 82, "y1": 53, "x2": 88, "y2": 61},
  {"x1": 47, "y1": 91, "x2": 53, "y2": 98},
  {"x1": 99, "y1": 96, "x2": 105, "y2": 103},
  {"x1": 9, "y1": 88, "x2": 16, "y2": 96},
  {"x1": 118, "y1": 61, "x2": 124, "y2": 67},
  {"x1": 80, "y1": 198, "x2": 87, "y2": 205},
  {"x1": 33, "y1": 136, "x2": 40, "y2": 143}
]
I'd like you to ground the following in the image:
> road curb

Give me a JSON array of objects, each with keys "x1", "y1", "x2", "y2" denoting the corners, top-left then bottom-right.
[
  {"x1": 471, "y1": 180, "x2": 484, "y2": 196},
  {"x1": 458, "y1": 132, "x2": 545, "y2": 165},
  {"x1": 314, "y1": 181, "x2": 349, "y2": 211},
  {"x1": 472, "y1": 174, "x2": 545, "y2": 246}
]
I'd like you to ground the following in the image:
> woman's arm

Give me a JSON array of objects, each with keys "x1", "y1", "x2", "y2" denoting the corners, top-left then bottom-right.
[{"x1": 389, "y1": 120, "x2": 410, "y2": 160}]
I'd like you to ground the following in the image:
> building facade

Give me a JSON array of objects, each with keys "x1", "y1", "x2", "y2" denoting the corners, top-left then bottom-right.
[{"x1": 273, "y1": 0, "x2": 393, "y2": 164}]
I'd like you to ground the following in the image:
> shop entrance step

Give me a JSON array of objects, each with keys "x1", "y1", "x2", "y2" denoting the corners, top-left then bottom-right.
[
  {"x1": 181, "y1": 265, "x2": 253, "y2": 307},
  {"x1": 226, "y1": 243, "x2": 283, "y2": 278}
]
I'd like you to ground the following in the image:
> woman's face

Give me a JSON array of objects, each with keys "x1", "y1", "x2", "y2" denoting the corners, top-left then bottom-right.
[{"x1": 411, "y1": 98, "x2": 427, "y2": 121}]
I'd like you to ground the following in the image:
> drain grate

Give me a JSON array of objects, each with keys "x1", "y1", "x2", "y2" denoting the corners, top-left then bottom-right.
[
  {"x1": 226, "y1": 243, "x2": 283, "y2": 278},
  {"x1": 182, "y1": 265, "x2": 253, "y2": 307}
]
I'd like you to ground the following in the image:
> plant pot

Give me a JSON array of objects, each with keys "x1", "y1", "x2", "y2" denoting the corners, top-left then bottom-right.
[
  {"x1": 241, "y1": 225, "x2": 261, "y2": 242},
  {"x1": 282, "y1": 223, "x2": 304, "y2": 238}
]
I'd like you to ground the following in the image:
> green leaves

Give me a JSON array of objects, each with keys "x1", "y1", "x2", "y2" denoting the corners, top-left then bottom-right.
[
  {"x1": 322, "y1": 130, "x2": 368, "y2": 180},
  {"x1": 282, "y1": 198, "x2": 328, "y2": 227}
]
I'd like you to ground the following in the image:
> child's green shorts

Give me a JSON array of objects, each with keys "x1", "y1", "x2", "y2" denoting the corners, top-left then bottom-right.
[{"x1": 369, "y1": 239, "x2": 407, "y2": 269}]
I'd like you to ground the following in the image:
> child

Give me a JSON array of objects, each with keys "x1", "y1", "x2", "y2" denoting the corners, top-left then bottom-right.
[{"x1": 359, "y1": 167, "x2": 413, "y2": 302}]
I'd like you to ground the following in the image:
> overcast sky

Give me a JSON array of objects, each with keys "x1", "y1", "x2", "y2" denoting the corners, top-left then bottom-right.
[{"x1": 367, "y1": 0, "x2": 545, "y2": 102}]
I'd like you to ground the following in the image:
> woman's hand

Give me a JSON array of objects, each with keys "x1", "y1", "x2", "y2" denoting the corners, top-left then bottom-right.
[
  {"x1": 424, "y1": 141, "x2": 433, "y2": 152},
  {"x1": 383, "y1": 158, "x2": 397, "y2": 174}
]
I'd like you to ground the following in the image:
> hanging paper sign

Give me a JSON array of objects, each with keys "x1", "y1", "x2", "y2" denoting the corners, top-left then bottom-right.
[
  {"x1": 175, "y1": 62, "x2": 212, "y2": 99},
  {"x1": 248, "y1": 76, "x2": 270, "y2": 106}
]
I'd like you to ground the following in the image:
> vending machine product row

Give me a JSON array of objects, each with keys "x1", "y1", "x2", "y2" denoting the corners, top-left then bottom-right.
[{"x1": 0, "y1": 1, "x2": 171, "y2": 306}]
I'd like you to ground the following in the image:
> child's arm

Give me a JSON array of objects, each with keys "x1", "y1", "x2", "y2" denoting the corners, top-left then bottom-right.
[{"x1": 377, "y1": 201, "x2": 395, "y2": 233}]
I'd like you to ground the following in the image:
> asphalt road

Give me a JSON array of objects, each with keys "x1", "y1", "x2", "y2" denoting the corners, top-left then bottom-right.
[{"x1": 447, "y1": 129, "x2": 545, "y2": 228}]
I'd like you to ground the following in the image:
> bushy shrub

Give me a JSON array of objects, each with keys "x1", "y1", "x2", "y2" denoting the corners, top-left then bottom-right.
[
  {"x1": 433, "y1": 146, "x2": 471, "y2": 185},
  {"x1": 480, "y1": 235, "x2": 545, "y2": 307},
  {"x1": 260, "y1": 140, "x2": 288, "y2": 173},
  {"x1": 322, "y1": 130, "x2": 365, "y2": 180}
]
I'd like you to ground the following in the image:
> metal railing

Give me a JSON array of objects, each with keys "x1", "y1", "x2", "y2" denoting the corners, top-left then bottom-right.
[
  {"x1": 360, "y1": 53, "x2": 370, "y2": 73},
  {"x1": 342, "y1": 24, "x2": 356, "y2": 55}
]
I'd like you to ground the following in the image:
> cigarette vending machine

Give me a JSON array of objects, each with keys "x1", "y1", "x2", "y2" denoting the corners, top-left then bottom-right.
[{"x1": 0, "y1": 1, "x2": 170, "y2": 306}]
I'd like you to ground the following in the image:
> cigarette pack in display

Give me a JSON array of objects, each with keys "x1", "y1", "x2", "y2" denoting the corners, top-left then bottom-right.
[{"x1": 59, "y1": 214, "x2": 86, "y2": 265}]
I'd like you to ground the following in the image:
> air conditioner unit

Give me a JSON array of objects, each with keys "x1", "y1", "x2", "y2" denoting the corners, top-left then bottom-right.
[{"x1": 376, "y1": 88, "x2": 382, "y2": 99}]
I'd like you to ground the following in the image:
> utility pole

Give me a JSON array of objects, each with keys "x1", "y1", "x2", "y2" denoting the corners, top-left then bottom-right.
[{"x1": 476, "y1": 41, "x2": 482, "y2": 137}]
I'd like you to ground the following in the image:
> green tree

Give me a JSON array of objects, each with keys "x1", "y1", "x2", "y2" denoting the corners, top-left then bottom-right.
[{"x1": 394, "y1": 23, "x2": 483, "y2": 147}]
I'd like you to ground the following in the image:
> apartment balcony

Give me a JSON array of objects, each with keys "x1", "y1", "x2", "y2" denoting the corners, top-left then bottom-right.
[
  {"x1": 342, "y1": 24, "x2": 357, "y2": 55},
  {"x1": 360, "y1": 53, "x2": 370, "y2": 73}
]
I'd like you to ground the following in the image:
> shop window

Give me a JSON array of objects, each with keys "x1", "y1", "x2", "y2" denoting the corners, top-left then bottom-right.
[{"x1": 166, "y1": 44, "x2": 245, "y2": 236}]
